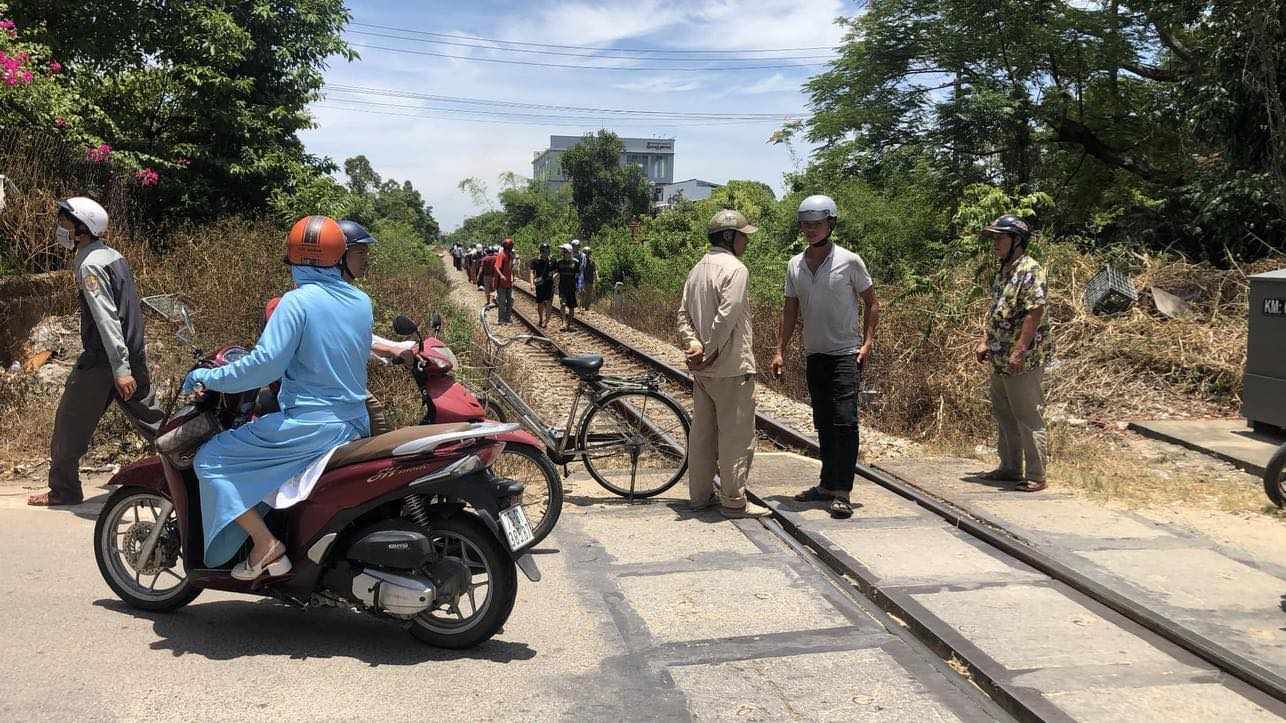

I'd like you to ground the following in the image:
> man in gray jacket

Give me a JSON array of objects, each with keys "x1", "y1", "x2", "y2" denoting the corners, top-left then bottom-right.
[
  {"x1": 28, "y1": 197, "x2": 164, "y2": 506},
  {"x1": 678, "y1": 210, "x2": 765, "y2": 519}
]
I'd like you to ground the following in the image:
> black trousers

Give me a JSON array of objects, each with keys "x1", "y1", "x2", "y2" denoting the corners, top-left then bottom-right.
[
  {"x1": 806, "y1": 353, "x2": 860, "y2": 494},
  {"x1": 48, "y1": 360, "x2": 164, "y2": 501}
]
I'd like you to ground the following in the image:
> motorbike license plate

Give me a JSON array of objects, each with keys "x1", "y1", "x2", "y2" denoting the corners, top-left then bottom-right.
[{"x1": 499, "y1": 505, "x2": 535, "y2": 551}]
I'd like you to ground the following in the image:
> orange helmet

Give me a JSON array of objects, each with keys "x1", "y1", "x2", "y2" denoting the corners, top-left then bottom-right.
[{"x1": 285, "y1": 215, "x2": 346, "y2": 267}]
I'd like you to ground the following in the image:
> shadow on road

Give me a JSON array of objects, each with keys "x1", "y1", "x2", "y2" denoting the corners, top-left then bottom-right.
[{"x1": 93, "y1": 598, "x2": 537, "y2": 665}]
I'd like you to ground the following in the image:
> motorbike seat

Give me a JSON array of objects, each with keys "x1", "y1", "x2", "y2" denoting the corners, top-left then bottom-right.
[
  {"x1": 559, "y1": 353, "x2": 603, "y2": 378},
  {"x1": 326, "y1": 423, "x2": 473, "y2": 471}
]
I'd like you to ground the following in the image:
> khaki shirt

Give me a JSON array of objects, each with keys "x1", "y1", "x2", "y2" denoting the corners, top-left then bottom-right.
[{"x1": 677, "y1": 247, "x2": 755, "y2": 378}]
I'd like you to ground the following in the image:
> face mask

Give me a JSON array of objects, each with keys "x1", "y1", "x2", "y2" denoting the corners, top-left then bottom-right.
[{"x1": 54, "y1": 226, "x2": 74, "y2": 250}]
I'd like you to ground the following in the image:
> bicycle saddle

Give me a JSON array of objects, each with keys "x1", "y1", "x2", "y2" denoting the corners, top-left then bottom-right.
[{"x1": 559, "y1": 353, "x2": 604, "y2": 378}]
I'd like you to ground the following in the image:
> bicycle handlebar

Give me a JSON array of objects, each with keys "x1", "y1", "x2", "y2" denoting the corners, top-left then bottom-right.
[{"x1": 479, "y1": 303, "x2": 555, "y2": 350}]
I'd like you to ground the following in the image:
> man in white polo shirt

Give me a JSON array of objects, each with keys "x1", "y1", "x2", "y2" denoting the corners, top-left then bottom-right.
[{"x1": 770, "y1": 195, "x2": 881, "y2": 518}]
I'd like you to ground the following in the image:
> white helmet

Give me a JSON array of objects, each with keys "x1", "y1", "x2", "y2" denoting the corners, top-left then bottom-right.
[
  {"x1": 570, "y1": 239, "x2": 581, "y2": 247},
  {"x1": 797, "y1": 195, "x2": 838, "y2": 223},
  {"x1": 58, "y1": 196, "x2": 110, "y2": 238},
  {"x1": 560, "y1": 243, "x2": 573, "y2": 252}
]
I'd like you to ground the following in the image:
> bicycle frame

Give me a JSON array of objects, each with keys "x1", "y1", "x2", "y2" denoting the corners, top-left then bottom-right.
[{"x1": 472, "y1": 304, "x2": 673, "y2": 465}]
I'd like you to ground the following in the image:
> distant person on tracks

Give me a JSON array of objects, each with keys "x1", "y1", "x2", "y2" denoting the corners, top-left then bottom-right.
[
  {"x1": 679, "y1": 210, "x2": 766, "y2": 519},
  {"x1": 579, "y1": 246, "x2": 598, "y2": 310},
  {"x1": 494, "y1": 238, "x2": 516, "y2": 325},
  {"x1": 974, "y1": 215, "x2": 1050, "y2": 492},
  {"x1": 29, "y1": 197, "x2": 165, "y2": 507},
  {"x1": 479, "y1": 244, "x2": 498, "y2": 304},
  {"x1": 771, "y1": 195, "x2": 880, "y2": 519},
  {"x1": 529, "y1": 242, "x2": 556, "y2": 328},
  {"x1": 556, "y1": 243, "x2": 581, "y2": 330}
]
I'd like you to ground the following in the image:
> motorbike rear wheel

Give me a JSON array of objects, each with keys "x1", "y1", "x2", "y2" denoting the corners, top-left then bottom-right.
[
  {"x1": 1263, "y1": 443, "x2": 1286, "y2": 508},
  {"x1": 409, "y1": 514, "x2": 517, "y2": 649},
  {"x1": 493, "y1": 443, "x2": 562, "y2": 547},
  {"x1": 94, "y1": 487, "x2": 201, "y2": 612}
]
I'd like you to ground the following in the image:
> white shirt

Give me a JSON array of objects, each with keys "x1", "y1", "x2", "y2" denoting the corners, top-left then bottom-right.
[{"x1": 784, "y1": 243, "x2": 874, "y2": 356}]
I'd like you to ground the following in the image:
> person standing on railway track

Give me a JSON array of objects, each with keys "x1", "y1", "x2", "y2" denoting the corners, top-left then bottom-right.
[
  {"x1": 494, "y1": 238, "x2": 516, "y2": 325},
  {"x1": 479, "y1": 244, "x2": 498, "y2": 303},
  {"x1": 29, "y1": 196, "x2": 165, "y2": 507},
  {"x1": 556, "y1": 243, "x2": 581, "y2": 330},
  {"x1": 529, "y1": 242, "x2": 556, "y2": 328},
  {"x1": 771, "y1": 195, "x2": 880, "y2": 519},
  {"x1": 975, "y1": 214, "x2": 1051, "y2": 492},
  {"x1": 678, "y1": 210, "x2": 766, "y2": 519}
]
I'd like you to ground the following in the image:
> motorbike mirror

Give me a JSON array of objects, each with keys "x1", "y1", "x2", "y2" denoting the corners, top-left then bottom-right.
[
  {"x1": 430, "y1": 312, "x2": 444, "y2": 333},
  {"x1": 176, "y1": 305, "x2": 196, "y2": 346},
  {"x1": 392, "y1": 314, "x2": 419, "y2": 337}
]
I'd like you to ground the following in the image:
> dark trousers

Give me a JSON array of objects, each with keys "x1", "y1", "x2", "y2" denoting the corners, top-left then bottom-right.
[
  {"x1": 48, "y1": 361, "x2": 164, "y2": 501},
  {"x1": 496, "y1": 286, "x2": 513, "y2": 322},
  {"x1": 806, "y1": 353, "x2": 860, "y2": 495}
]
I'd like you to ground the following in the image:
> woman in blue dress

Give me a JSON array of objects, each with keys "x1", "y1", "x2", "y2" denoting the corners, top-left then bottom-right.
[{"x1": 182, "y1": 216, "x2": 373, "y2": 580}]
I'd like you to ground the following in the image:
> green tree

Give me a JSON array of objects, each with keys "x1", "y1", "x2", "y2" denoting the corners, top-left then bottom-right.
[
  {"x1": 802, "y1": 0, "x2": 1286, "y2": 261},
  {"x1": 6, "y1": 0, "x2": 355, "y2": 226},
  {"x1": 559, "y1": 130, "x2": 653, "y2": 236}
]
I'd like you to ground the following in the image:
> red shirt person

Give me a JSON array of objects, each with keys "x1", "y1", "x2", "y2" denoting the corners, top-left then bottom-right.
[{"x1": 493, "y1": 238, "x2": 516, "y2": 324}]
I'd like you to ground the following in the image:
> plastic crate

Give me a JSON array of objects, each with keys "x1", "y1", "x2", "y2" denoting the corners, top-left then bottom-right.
[{"x1": 1085, "y1": 266, "x2": 1137, "y2": 315}]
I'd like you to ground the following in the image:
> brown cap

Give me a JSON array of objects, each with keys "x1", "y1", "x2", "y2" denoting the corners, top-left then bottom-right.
[{"x1": 707, "y1": 209, "x2": 758, "y2": 236}]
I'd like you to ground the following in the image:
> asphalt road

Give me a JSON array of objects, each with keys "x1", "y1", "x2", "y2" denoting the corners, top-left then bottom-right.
[{"x1": 0, "y1": 470, "x2": 1003, "y2": 721}]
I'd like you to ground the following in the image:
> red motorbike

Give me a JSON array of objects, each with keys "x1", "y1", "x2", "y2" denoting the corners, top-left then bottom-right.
[
  {"x1": 95, "y1": 303, "x2": 541, "y2": 649},
  {"x1": 392, "y1": 313, "x2": 562, "y2": 545}
]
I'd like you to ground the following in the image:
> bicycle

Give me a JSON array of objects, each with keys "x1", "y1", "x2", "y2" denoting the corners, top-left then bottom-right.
[{"x1": 468, "y1": 303, "x2": 691, "y2": 499}]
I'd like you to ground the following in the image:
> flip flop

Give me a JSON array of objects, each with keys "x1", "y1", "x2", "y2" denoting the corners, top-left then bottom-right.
[
  {"x1": 793, "y1": 487, "x2": 831, "y2": 502},
  {"x1": 1014, "y1": 480, "x2": 1047, "y2": 492}
]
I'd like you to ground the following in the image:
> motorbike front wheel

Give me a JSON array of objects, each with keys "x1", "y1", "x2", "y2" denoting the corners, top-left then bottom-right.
[
  {"x1": 410, "y1": 514, "x2": 518, "y2": 649},
  {"x1": 94, "y1": 487, "x2": 201, "y2": 612},
  {"x1": 1264, "y1": 443, "x2": 1286, "y2": 508}
]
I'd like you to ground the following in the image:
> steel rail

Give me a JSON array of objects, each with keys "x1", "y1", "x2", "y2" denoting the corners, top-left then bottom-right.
[{"x1": 506, "y1": 280, "x2": 1286, "y2": 706}]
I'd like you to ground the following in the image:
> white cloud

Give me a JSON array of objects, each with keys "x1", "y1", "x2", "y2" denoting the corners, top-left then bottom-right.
[
  {"x1": 726, "y1": 72, "x2": 802, "y2": 95},
  {"x1": 302, "y1": 1, "x2": 852, "y2": 230},
  {"x1": 611, "y1": 76, "x2": 703, "y2": 93}
]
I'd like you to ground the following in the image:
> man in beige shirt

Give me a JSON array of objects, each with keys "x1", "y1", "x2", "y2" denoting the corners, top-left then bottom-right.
[{"x1": 678, "y1": 210, "x2": 765, "y2": 519}]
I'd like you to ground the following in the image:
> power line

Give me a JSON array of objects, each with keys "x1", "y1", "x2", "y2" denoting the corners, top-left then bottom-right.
[
  {"x1": 320, "y1": 92, "x2": 793, "y2": 123},
  {"x1": 351, "y1": 21, "x2": 835, "y2": 55},
  {"x1": 347, "y1": 42, "x2": 831, "y2": 71},
  {"x1": 345, "y1": 29, "x2": 835, "y2": 62},
  {"x1": 325, "y1": 83, "x2": 808, "y2": 119},
  {"x1": 312, "y1": 102, "x2": 785, "y2": 129}
]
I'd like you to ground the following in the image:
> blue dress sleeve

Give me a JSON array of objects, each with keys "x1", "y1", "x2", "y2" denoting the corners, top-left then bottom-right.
[{"x1": 185, "y1": 292, "x2": 306, "y2": 394}]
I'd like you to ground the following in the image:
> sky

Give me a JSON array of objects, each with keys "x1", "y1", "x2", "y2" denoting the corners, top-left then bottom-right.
[{"x1": 299, "y1": 0, "x2": 852, "y2": 232}]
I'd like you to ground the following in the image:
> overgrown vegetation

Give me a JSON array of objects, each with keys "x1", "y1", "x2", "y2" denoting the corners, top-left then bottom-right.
[{"x1": 0, "y1": 126, "x2": 454, "y2": 466}]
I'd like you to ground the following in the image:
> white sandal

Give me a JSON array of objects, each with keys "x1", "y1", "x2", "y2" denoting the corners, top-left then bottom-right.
[{"x1": 231, "y1": 539, "x2": 291, "y2": 581}]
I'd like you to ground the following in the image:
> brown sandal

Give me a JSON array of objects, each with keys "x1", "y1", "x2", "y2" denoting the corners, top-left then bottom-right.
[{"x1": 1014, "y1": 480, "x2": 1047, "y2": 493}]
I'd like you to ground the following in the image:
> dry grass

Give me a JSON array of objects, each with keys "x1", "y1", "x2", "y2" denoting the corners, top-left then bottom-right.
[
  {"x1": 0, "y1": 217, "x2": 465, "y2": 470},
  {"x1": 1042, "y1": 426, "x2": 1277, "y2": 514},
  {"x1": 601, "y1": 245, "x2": 1286, "y2": 514}
]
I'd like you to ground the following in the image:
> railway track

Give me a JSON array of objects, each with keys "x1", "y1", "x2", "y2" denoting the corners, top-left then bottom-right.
[{"x1": 491, "y1": 276, "x2": 1286, "y2": 715}]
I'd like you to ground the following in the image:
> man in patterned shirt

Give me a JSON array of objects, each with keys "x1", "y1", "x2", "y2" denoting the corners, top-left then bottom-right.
[{"x1": 974, "y1": 214, "x2": 1051, "y2": 492}]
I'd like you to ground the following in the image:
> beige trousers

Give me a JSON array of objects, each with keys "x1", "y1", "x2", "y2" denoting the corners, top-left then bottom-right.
[
  {"x1": 989, "y1": 368, "x2": 1047, "y2": 481},
  {"x1": 688, "y1": 374, "x2": 756, "y2": 508}
]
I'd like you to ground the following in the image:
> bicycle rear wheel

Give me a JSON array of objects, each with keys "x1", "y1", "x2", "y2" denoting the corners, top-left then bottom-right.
[{"x1": 578, "y1": 389, "x2": 690, "y2": 498}]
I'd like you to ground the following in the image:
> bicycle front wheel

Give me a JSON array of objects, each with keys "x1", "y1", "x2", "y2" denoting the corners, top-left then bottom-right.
[{"x1": 578, "y1": 389, "x2": 690, "y2": 498}]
